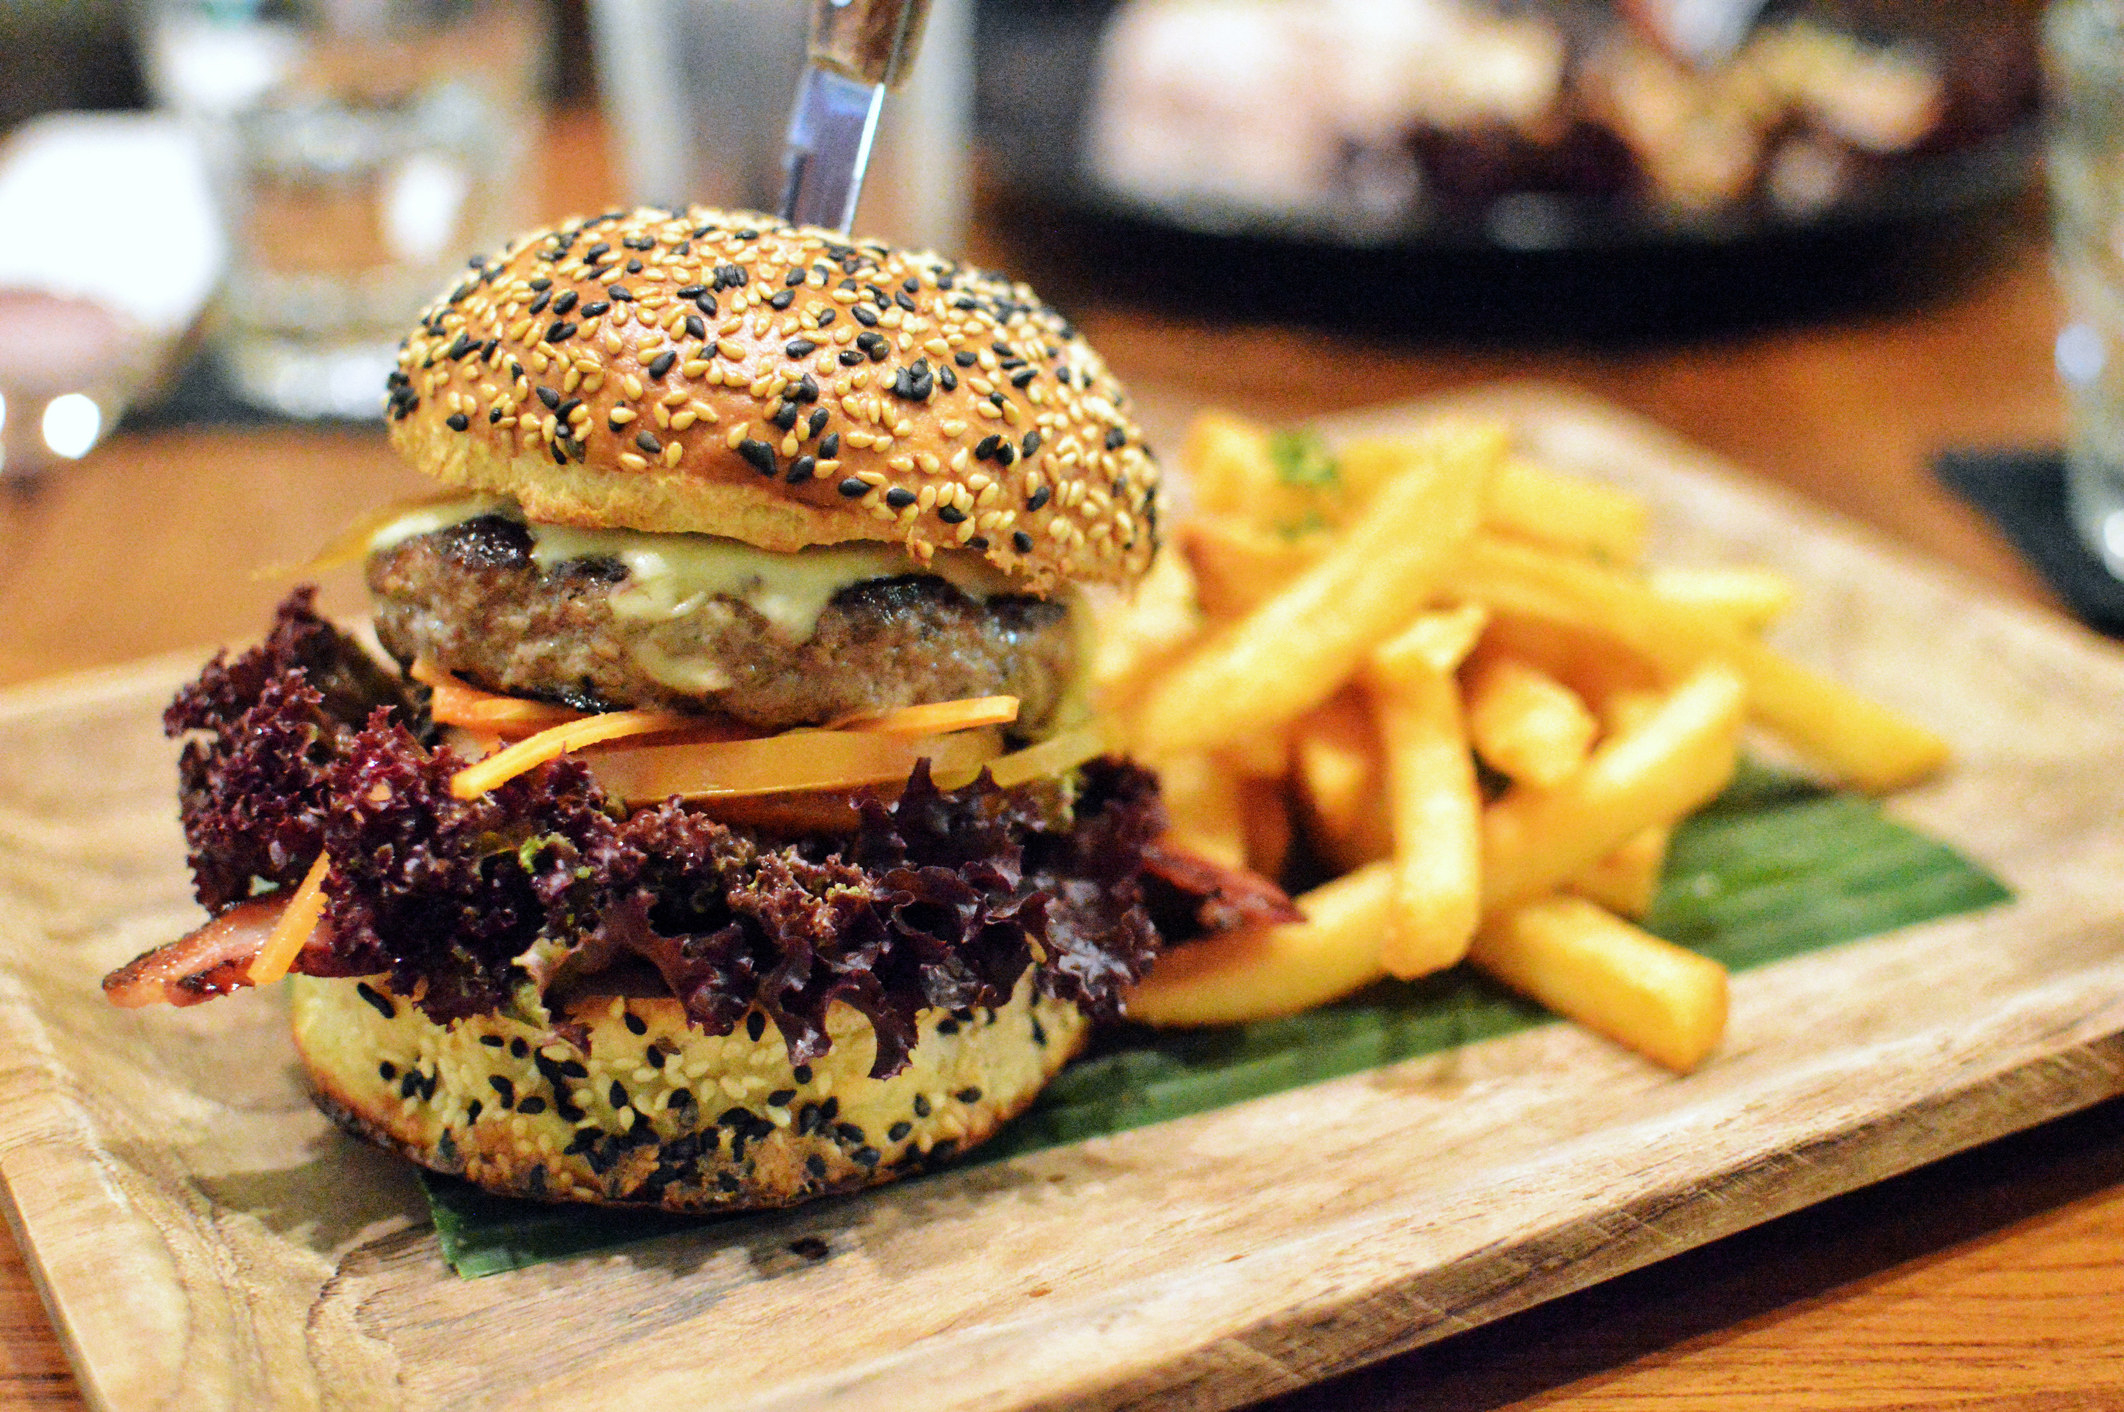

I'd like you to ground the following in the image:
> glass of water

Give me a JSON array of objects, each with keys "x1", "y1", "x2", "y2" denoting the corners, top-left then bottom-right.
[
  {"x1": 2047, "y1": 0, "x2": 2124, "y2": 578},
  {"x1": 139, "y1": 0, "x2": 549, "y2": 419}
]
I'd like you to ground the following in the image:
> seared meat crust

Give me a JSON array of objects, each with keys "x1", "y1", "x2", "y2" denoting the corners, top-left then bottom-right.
[{"x1": 367, "y1": 517, "x2": 1077, "y2": 730}]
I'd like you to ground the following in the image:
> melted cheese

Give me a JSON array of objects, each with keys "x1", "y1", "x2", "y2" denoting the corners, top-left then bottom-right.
[{"x1": 364, "y1": 498, "x2": 1023, "y2": 651}]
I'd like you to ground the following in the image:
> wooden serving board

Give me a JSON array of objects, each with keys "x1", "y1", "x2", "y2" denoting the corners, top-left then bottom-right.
[{"x1": 3, "y1": 387, "x2": 2123, "y2": 1412}]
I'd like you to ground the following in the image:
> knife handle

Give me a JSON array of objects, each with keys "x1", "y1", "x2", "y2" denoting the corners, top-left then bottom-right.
[{"x1": 808, "y1": 0, "x2": 934, "y2": 90}]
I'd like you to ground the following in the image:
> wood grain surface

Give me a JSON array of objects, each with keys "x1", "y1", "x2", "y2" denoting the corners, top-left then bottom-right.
[
  {"x1": 1, "y1": 389, "x2": 2121, "y2": 1411},
  {"x1": 0, "y1": 108, "x2": 2116, "y2": 1410}
]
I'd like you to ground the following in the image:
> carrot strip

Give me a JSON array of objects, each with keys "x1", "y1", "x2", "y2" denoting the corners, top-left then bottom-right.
[
  {"x1": 411, "y1": 659, "x2": 586, "y2": 735},
  {"x1": 837, "y1": 695, "x2": 1020, "y2": 736},
  {"x1": 450, "y1": 709, "x2": 698, "y2": 799},
  {"x1": 246, "y1": 853, "x2": 331, "y2": 986}
]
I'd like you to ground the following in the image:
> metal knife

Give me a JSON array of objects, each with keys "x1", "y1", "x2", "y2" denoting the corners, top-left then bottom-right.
[{"x1": 779, "y1": 0, "x2": 935, "y2": 234}]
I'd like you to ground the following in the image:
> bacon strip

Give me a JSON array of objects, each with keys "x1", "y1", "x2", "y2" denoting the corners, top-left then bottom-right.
[
  {"x1": 1142, "y1": 838, "x2": 1304, "y2": 935},
  {"x1": 103, "y1": 898, "x2": 299, "y2": 1008}
]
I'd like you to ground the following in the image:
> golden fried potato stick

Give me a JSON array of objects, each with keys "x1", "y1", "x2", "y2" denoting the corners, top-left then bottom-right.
[
  {"x1": 1483, "y1": 663, "x2": 1745, "y2": 915},
  {"x1": 1131, "y1": 433, "x2": 1494, "y2": 759},
  {"x1": 1291, "y1": 689, "x2": 1392, "y2": 872},
  {"x1": 1124, "y1": 862, "x2": 1392, "y2": 1026},
  {"x1": 1368, "y1": 649, "x2": 1482, "y2": 980},
  {"x1": 1485, "y1": 455, "x2": 1650, "y2": 567},
  {"x1": 1448, "y1": 534, "x2": 1949, "y2": 791},
  {"x1": 1647, "y1": 564, "x2": 1798, "y2": 633},
  {"x1": 1157, "y1": 753, "x2": 1247, "y2": 871},
  {"x1": 1463, "y1": 652, "x2": 1601, "y2": 789},
  {"x1": 1181, "y1": 517, "x2": 1322, "y2": 620},
  {"x1": 1090, "y1": 547, "x2": 1205, "y2": 714},
  {"x1": 1570, "y1": 826, "x2": 1669, "y2": 919},
  {"x1": 1471, "y1": 895, "x2": 1728, "y2": 1073}
]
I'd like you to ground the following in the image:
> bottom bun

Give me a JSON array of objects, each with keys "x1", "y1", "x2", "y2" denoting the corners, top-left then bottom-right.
[{"x1": 290, "y1": 971, "x2": 1089, "y2": 1210}]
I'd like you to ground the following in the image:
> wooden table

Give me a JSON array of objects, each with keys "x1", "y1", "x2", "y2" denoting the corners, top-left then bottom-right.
[{"x1": 3, "y1": 113, "x2": 2121, "y2": 1409}]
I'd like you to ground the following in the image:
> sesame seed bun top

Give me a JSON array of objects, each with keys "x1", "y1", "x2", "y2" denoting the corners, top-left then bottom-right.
[{"x1": 385, "y1": 207, "x2": 1159, "y2": 592}]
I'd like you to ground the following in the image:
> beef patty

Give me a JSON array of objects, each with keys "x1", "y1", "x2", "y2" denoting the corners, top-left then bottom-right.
[{"x1": 367, "y1": 516, "x2": 1078, "y2": 731}]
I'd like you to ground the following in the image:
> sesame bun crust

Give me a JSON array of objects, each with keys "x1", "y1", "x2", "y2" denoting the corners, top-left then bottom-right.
[
  {"x1": 290, "y1": 971, "x2": 1087, "y2": 1210},
  {"x1": 387, "y1": 208, "x2": 1159, "y2": 592}
]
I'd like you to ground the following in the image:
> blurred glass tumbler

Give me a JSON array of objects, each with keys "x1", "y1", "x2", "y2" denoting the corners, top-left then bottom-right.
[
  {"x1": 2048, "y1": 0, "x2": 2124, "y2": 578},
  {"x1": 141, "y1": 0, "x2": 549, "y2": 419}
]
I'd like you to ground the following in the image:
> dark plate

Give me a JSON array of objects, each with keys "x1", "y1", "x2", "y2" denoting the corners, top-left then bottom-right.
[{"x1": 973, "y1": 0, "x2": 2041, "y2": 339}]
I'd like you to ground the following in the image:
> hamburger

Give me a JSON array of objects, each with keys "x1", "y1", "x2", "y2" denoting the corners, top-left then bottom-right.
[{"x1": 104, "y1": 208, "x2": 1290, "y2": 1210}]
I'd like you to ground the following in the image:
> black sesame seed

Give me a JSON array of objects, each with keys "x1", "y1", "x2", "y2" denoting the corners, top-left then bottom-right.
[
  {"x1": 819, "y1": 432, "x2": 840, "y2": 458},
  {"x1": 552, "y1": 443, "x2": 569, "y2": 464},
  {"x1": 954, "y1": 350, "x2": 977, "y2": 367},
  {"x1": 936, "y1": 1016, "x2": 961, "y2": 1036},
  {"x1": 787, "y1": 455, "x2": 817, "y2": 484},
  {"x1": 676, "y1": 283, "x2": 706, "y2": 298},
  {"x1": 510, "y1": 1037, "x2": 529, "y2": 1058},
  {"x1": 555, "y1": 1100, "x2": 586, "y2": 1123},
  {"x1": 939, "y1": 366, "x2": 958, "y2": 391},
  {"x1": 712, "y1": 263, "x2": 746, "y2": 290},
  {"x1": 545, "y1": 320, "x2": 577, "y2": 343},
  {"x1": 851, "y1": 304, "x2": 879, "y2": 328},
  {"x1": 695, "y1": 291, "x2": 719, "y2": 315},
  {"x1": 609, "y1": 1080, "x2": 628, "y2": 1109},
  {"x1": 647, "y1": 349, "x2": 676, "y2": 378},
  {"x1": 551, "y1": 289, "x2": 578, "y2": 315},
  {"x1": 445, "y1": 411, "x2": 469, "y2": 431},
  {"x1": 489, "y1": 1075, "x2": 515, "y2": 1105},
  {"x1": 635, "y1": 430, "x2": 663, "y2": 454},
  {"x1": 913, "y1": 1094, "x2": 932, "y2": 1118},
  {"x1": 560, "y1": 1059, "x2": 588, "y2": 1079},
  {"x1": 537, "y1": 385, "x2": 560, "y2": 409},
  {"x1": 479, "y1": 1033, "x2": 504, "y2": 1048},
  {"x1": 584, "y1": 241, "x2": 611, "y2": 261},
  {"x1": 528, "y1": 276, "x2": 552, "y2": 291},
  {"x1": 515, "y1": 1096, "x2": 548, "y2": 1115},
  {"x1": 820, "y1": 1097, "x2": 839, "y2": 1119},
  {"x1": 885, "y1": 487, "x2": 916, "y2": 509},
  {"x1": 852, "y1": 1146, "x2": 881, "y2": 1168},
  {"x1": 356, "y1": 982, "x2": 396, "y2": 1019},
  {"x1": 838, "y1": 349, "x2": 864, "y2": 366},
  {"x1": 837, "y1": 476, "x2": 869, "y2": 498},
  {"x1": 767, "y1": 1089, "x2": 796, "y2": 1107},
  {"x1": 815, "y1": 309, "x2": 835, "y2": 327},
  {"x1": 795, "y1": 373, "x2": 820, "y2": 402},
  {"x1": 997, "y1": 442, "x2": 1017, "y2": 466},
  {"x1": 670, "y1": 1087, "x2": 695, "y2": 1114},
  {"x1": 772, "y1": 400, "x2": 800, "y2": 430},
  {"x1": 378, "y1": 1060, "x2": 397, "y2": 1080},
  {"x1": 644, "y1": 1045, "x2": 667, "y2": 1070},
  {"x1": 556, "y1": 396, "x2": 583, "y2": 421},
  {"x1": 974, "y1": 435, "x2": 1001, "y2": 461},
  {"x1": 856, "y1": 331, "x2": 889, "y2": 361},
  {"x1": 685, "y1": 313, "x2": 707, "y2": 339},
  {"x1": 447, "y1": 333, "x2": 474, "y2": 359},
  {"x1": 623, "y1": 1010, "x2": 647, "y2": 1035},
  {"x1": 607, "y1": 283, "x2": 632, "y2": 300},
  {"x1": 737, "y1": 438, "x2": 777, "y2": 477},
  {"x1": 1012, "y1": 530, "x2": 1034, "y2": 553},
  {"x1": 1032, "y1": 1016, "x2": 1048, "y2": 1045},
  {"x1": 1106, "y1": 427, "x2": 1128, "y2": 450},
  {"x1": 888, "y1": 1121, "x2": 912, "y2": 1142},
  {"x1": 896, "y1": 291, "x2": 918, "y2": 313},
  {"x1": 785, "y1": 338, "x2": 818, "y2": 358},
  {"x1": 527, "y1": 290, "x2": 551, "y2": 315},
  {"x1": 1022, "y1": 430, "x2": 1043, "y2": 457},
  {"x1": 747, "y1": 1011, "x2": 767, "y2": 1042},
  {"x1": 466, "y1": 1099, "x2": 483, "y2": 1123},
  {"x1": 792, "y1": 1064, "x2": 814, "y2": 1084},
  {"x1": 400, "y1": 1070, "x2": 423, "y2": 1100},
  {"x1": 956, "y1": 1087, "x2": 983, "y2": 1103},
  {"x1": 834, "y1": 1122, "x2": 866, "y2": 1144},
  {"x1": 1027, "y1": 485, "x2": 1051, "y2": 511},
  {"x1": 580, "y1": 300, "x2": 609, "y2": 318},
  {"x1": 1010, "y1": 368, "x2": 1037, "y2": 388},
  {"x1": 805, "y1": 1154, "x2": 827, "y2": 1179},
  {"x1": 937, "y1": 505, "x2": 967, "y2": 525}
]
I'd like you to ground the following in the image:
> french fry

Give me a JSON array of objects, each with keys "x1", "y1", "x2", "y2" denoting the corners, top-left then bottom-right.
[
  {"x1": 1483, "y1": 663, "x2": 1745, "y2": 914},
  {"x1": 1124, "y1": 862, "x2": 1393, "y2": 1026},
  {"x1": 1370, "y1": 603, "x2": 1489, "y2": 684},
  {"x1": 1238, "y1": 775, "x2": 1293, "y2": 879},
  {"x1": 1331, "y1": 418, "x2": 1512, "y2": 506},
  {"x1": 1367, "y1": 654, "x2": 1482, "y2": 979},
  {"x1": 1291, "y1": 689, "x2": 1392, "y2": 871},
  {"x1": 1090, "y1": 547, "x2": 1205, "y2": 713},
  {"x1": 1181, "y1": 516, "x2": 1323, "y2": 620},
  {"x1": 1470, "y1": 895, "x2": 1728, "y2": 1073},
  {"x1": 1485, "y1": 455, "x2": 1650, "y2": 567},
  {"x1": 1463, "y1": 652, "x2": 1601, "y2": 788},
  {"x1": 1215, "y1": 723, "x2": 1293, "y2": 780},
  {"x1": 1474, "y1": 611, "x2": 1667, "y2": 705},
  {"x1": 1648, "y1": 564, "x2": 1798, "y2": 633},
  {"x1": 1449, "y1": 534, "x2": 1949, "y2": 791},
  {"x1": 1570, "y1": 826, "x2": 1669, "y2": 918},
  {"x1": 1131, "y1": 436, "x2": 1493, "y2": 758},
  {"x1": 1157, "y1": 754, "x2": 1247, "y2": 871},
  {"x1": 1180, "y1": 410, "x2": 1279, "y2": 519}
]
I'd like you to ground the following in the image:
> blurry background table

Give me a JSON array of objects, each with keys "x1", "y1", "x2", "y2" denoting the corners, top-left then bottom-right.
[{"x1": 1, "y1": 110, "x2": 2119, "y2": 1409}]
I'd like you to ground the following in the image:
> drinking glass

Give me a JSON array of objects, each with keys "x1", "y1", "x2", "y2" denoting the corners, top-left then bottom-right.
[{"x1": 139, "y1": 0, "x2": 550, "y2": 419}]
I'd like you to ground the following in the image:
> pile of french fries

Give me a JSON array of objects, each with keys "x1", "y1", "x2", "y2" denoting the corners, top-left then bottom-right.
[{"x1": 1098, "y1": 411, "x2": 1950, "y2": 1073}]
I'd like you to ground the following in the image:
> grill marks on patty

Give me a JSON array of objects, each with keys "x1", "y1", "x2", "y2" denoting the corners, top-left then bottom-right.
[{"x1": 367, "y1": 517, "x2": 1076, "y2": 730}]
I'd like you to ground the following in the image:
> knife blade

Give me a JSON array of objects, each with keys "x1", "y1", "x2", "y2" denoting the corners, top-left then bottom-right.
[{"x1": 779, "y1": 0, "x2": 935, "y2": 233}]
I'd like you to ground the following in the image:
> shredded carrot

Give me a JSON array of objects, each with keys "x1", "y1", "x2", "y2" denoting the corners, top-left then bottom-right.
[
  {"x1": 980, "y1": 718, "x2": 1115, "y2": 789},
  {"x1": 247, "y1": 853, "x2": 331, "y2": 986},
  {"x1": 449, "y1": 709, "x2": 699, "y2": 799},
  {"x1": 837, "y1": 695, "x2": 1020, "y2": 736},
  {"x1": 411, "y1": 659, "x2": 586, "y2": 735}
]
